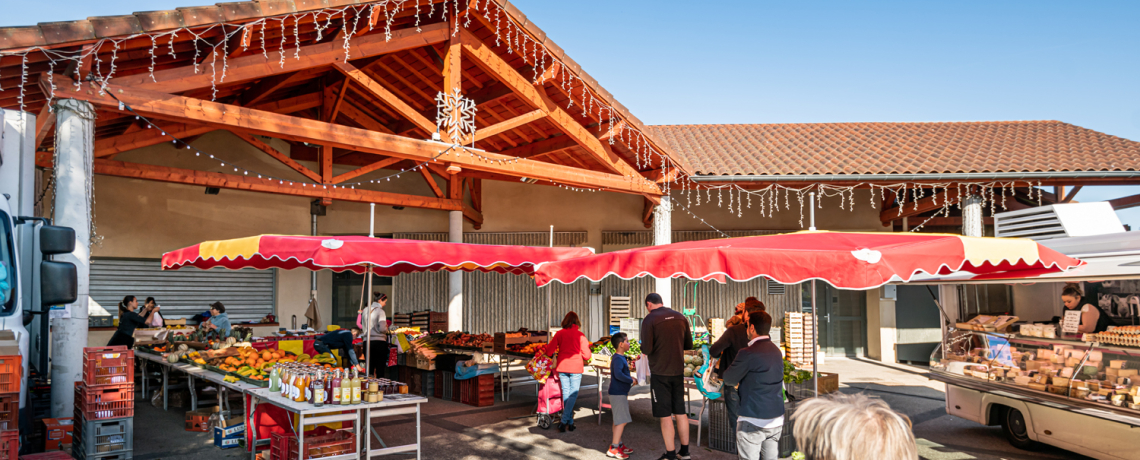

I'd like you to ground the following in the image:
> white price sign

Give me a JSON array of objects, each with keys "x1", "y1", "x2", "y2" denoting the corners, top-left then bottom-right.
[{"x1": 1062, "y1": 310, "x2": 1082, "y2": 334}]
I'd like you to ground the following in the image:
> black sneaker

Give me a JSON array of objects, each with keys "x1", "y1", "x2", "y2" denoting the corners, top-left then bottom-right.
[
  {"x1": 677, "y1": 452, "x2": 691, "y2": 460},
  {"x1": 568, "y1": 422, "x2": 576, "y2": 432},
  {"x1": 656, "y1": 453, "x2": 677, "y2": 460},
  {"x1": 558, "y1": 422, "x2": 566, "y2": 433}
]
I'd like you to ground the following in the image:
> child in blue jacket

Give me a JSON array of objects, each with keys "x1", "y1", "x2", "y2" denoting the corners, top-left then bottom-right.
[{"x1": 607, "y1": 333, "x2": 636, "y2": 459}]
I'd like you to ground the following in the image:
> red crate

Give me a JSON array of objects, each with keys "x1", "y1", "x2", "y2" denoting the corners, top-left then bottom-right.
[
  {"x1": 269, "y1": 432, "x2": 295, "y2": 460},
  {"x1": 0, "y1": 430, "x2": 16, "y2": 460},
  {"x1": 74, "y1": 383, "x2": 134, "y2": 421},
  {"x1": 0, "y1": 356, "x2": 20, "y2": 395},
  {"x1": 286, "y1": 429, "x2": 354, "y2": 460},
  {"x1": 0, "y1": 393, "x2": 15, "y2": 431},
  {"x1": 76, "y1": 382, "x2": 134, "y2": 406},
  {"x1": 459, "y1": 374, "x2": 495, "y2": 407},
  {"x1": 82, "y1": 347, "x2": 134, "y2": 386}
]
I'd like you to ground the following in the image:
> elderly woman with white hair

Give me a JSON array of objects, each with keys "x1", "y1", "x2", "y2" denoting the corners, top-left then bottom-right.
[{"x1": 792, "y1": 393, "x2": 918, "y2": 460}]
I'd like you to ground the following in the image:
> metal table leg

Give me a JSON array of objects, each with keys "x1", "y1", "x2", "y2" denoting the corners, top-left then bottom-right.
[
  {"x1": 416, "y1": 402, "x2": 422, "y2": 460},
  {"x1": 189, "y1": 374, "x2": 197, "y2": 411},
  {"x1": 298, "y1": 413, "x2": 304, "y2": 460},
  {"x1": 140, "y1": 360, "x2": 147, "y2": 401},
  {"x1": 162, "y1": 365, "x2": 169, "y2": 411}
]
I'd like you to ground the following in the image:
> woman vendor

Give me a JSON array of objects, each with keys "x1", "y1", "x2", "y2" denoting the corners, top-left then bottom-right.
[
  {"x1": 358, "y1": 293, "x2": 389, "y2": 379},
  {"x1": 203, "y1": 301, "x2": 232, "y2": 337},
  {"x1": 107, "y1": 295, "x2": 158, "y2": 347},
  {"x1": 1062, "y1": 285, "x2": 1111, "y2": 334}
]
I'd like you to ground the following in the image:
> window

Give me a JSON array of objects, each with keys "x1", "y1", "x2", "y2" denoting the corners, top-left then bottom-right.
[{"x1": 0, "y1": 211, "x2": 15, "y2": 315}]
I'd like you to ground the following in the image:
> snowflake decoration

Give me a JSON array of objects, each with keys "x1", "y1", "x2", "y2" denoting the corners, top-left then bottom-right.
[{"x1": 435, "y1": 88, "x2": 477, "y2": 145}]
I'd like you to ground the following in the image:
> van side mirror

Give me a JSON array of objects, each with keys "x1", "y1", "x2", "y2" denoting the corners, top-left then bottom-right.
[
  {"x1": 41, "y1": 261, "x2": 77, "y2": 306},
  {"x1": 40, "y1": 225, "x2": 75, "y2": 255},
  {"x1": 39, "y1": 225, "x2": 78, "y2": 306}
]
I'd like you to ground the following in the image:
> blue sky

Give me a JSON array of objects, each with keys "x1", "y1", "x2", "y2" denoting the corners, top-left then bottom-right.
[{"x1": 6, "y1": 1, "x2": 1140, "y2": 226}]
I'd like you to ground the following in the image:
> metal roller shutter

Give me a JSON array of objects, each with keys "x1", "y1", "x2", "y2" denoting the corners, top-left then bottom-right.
[{"x1": 90, "y1": 258, "x2": 276, "y2": 323}]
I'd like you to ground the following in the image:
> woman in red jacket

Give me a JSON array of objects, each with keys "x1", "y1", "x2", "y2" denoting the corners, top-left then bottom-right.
[{"x1": 544, "y1": 311, "x2": 591, "y2": 432}]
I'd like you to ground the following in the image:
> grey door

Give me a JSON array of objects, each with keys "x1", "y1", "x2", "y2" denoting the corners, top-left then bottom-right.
[{"x1": 805, "y1": 283, "x2": 866, "y2": 357}]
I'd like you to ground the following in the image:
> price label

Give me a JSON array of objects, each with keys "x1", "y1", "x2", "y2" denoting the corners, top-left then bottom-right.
[{"x1": 1062, "y1": 310, "x2": 1082, "y2": 334}]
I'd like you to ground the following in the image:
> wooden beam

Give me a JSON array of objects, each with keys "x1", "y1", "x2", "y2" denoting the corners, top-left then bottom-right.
[
  {"x1": 249, "y1": 92, "x2": 322, "y2": 114},
  {"x1": 1109, "y1": 193, "x2": 1140, "y2": 211},
  {"x1": 448, "y1": 170, "x2": 463, "y2": 200},
  {"x1": 473, "y1": 109, "x2": 545, "y2": 142},
  {"x1": 880, "y1": 188, "x2": 963, "y2": 223},
  {"x1": 338, "y1": 102, "x2": 395, "y2": 134},
  {"x1": 468, "y1": 82, "x2": 513, "y2": 106},
  {"x1": 463, "y1": 205, "x2": 483, "y2": 228},
  {"x1": 323, "y1": 81, "x2": 350, "y2": 122},
  {"x1": 333, "y1": 62, "x2": 435, "y2": 133},
  {"x1": 419, "y1": 167, "x2": 444, "y2": 197},
  {"x1": 110, "y1": 22, "x2": 448, "y2": 93},
  {"x1": 459, "y1": 29, "x2": 646, "y2": 180},
  {"x1": 94, "y1": 123, "x2": 215, "y2": 158},
  {"x1": 598, "y1": 119, "x2": 626, "y2": 143},
  {"x1": 45, "y1": 75, "x2": 661, "y2": 195},
  {"x1": 34, "y1": 103, "x2": 56, "y2": 151},
  {"x1": 441, "y1": 20, "x2": 463, "y2": 143},
  {"x1": 240, "y1": 71, "x2": 310, "y2": 107},
  {"x1": 1062, "y1": 185, "x2": 1083, "y2": 203},
  {"x1": 499, "y1": 136, "x2": 579, "y2": 159},
  {"x1": 642, "y1": 197, "x2": 655, "y2": 229},
  {"x1": 94, "y1": 158, "x2": 463, "y2": 211},
  {"x1": 320, "y1": 145, "x2": 334, "y2": 184},
  {"x1": 331, "y1": 157, "x2": 402, "y2": 184},
  {"x1": 644, "y1": 168, "x2": 680, "y2": 185},
  {"x1": 230, "y1": 131, "x2": 322, "y2": 183},
  {"x1": 469, "y1": 178, "x2": 482, "y2": 213}
]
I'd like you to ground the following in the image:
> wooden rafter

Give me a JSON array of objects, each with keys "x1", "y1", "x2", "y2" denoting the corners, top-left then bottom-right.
[
  {"x1": 420, "y1": 167, "x2": 444, "y2": 198},
  {"x1": 1062, "y1": 185, "x2": 1083, "y2": 203},
  {"x1": 230, "y1": 131, "x2": 322, "y2": 183},
  {"x1": 338, "y1": 102, "x2": 395, "y2": 134},
  {"x1": 1109, "y1": 193, "x2": 1140, "y2": 211},
  {"x1": 642, "y1": 197, "x2": 655, "y2": 229},
  {"x1": 94, "y1": 158, "x2": 469, "y2": 213},
  {"x1": 34, "y1": 103, "x2": 56, "y2": 151},
  {"x1": 94, "y1": 122, "x2": 214, "y2": 158},
  {"x1": 473, "y1": 109, "x2": 544, "y2": 142},
  {"x1": 458, "y1": 29, "x2": 646, "y2": 180},
  {"x1": 500, "y1": 136, "x2": 578, "y2": 159},
  {"x1": 320, "y1": 145, "x2": 334, "y2": 183},
  {"x1": 880, "y1": 188, "x2": 963, "y2": 223},
  {"x1": 448, "y1": 170, "x2": 463, "y2": 200},
  {"x1": 333, "y1": 62, "x2": 434, "y2": 133},
  {"x1": 469, "y1": 178, "x2": 482, "y2": 213},
  {"x1": 110, "y1": 22, "x2": 448, "y2": 93},
  {"x1": 44, "y1": 75, "x2": 661, "y2": 195},
  {"x1": 240, "y1": 71, "x2": 310, "y2": 107},
  {"x1": 331, "y1": 157, "x2": 402, "y2": 184},
  {"x1": 323, "y1": 81, "x2": 350, "y2": 122}
]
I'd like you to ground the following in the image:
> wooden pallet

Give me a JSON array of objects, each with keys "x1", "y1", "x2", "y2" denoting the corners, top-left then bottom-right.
[{"x1": 608, "y1": 296, "x2": 631, "y2": 327}]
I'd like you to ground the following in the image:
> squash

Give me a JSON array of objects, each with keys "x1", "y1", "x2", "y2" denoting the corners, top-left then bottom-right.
[{"x1": 167, "y1": 353, "x2": 180, "y2": 364}]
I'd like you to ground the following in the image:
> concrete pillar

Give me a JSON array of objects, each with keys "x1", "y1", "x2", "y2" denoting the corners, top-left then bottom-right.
[
  {"x1": 652, "y1": 196, "x2": 671, "y2": 307},
  {"x1": 447, "y1": 210, "x2": 463, "y2": 331},
  {"x1": 51, "y1": 99, "x2": 94, "y2": 417},
  {"x1": 962, "y1": 194, "x2": 984, "y2": 237}
]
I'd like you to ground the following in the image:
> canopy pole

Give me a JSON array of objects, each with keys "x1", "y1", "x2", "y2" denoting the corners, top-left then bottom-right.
[
  {"x1": 311, "y1": 213, "x2": 317, "y2": 296},
  {"x1": 369, "y1": 203, "x2": 375, "y2": 238},
  {"x1": 547, "y1": 225, "x2": 553, "y2": 338},
  {"x1": 365, "y1": 264, "x2": 374, "y2": 376},
  {"x1": 809, "y1": 192, "x2": 817, "y2": 231},
  {"x1": 811, "y1": 279, "x2": 818, "y2": 398}
]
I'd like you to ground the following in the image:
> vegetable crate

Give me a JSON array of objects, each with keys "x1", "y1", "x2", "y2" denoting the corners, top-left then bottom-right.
[
  {"x1": 82, "y1": 347, "x2": 134, "y2": 387},
  {"x1": 0, "y1": 393, "x2": 16, "y2": 431},
  {"x1": 0, "y1": 355, "x2": 21, "y2": 394},
  {"x1": 74, "y1": 382, "x2": 135, "y2": 421},
  {"x1": 785, "y1": 372, "x2": 839, "y2": 400},
  {"x1": 0, "y1": 429, "x2": 15, "y2": 460},
  {"x1": 459, "y1": 374, "x2": 495, "y2": 407},
  {"x1": 278, "y1": 427, "x2": 354, "y2": 460},
  {"x1": 73, "y1": 417, "x2": 133, "y2": 460}
]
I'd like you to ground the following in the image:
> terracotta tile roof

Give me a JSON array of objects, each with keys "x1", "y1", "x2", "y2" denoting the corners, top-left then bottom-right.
[{"x1": 648, "y1": 121, "x2": 1140, "y2": 176}]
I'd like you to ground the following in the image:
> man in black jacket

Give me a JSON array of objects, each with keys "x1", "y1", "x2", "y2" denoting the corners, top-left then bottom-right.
[
  {"x1": 709, "y1": 300, "x2": 766, "y2": 429},
  {"x1": 722, "y1": 311, "x2": 784, "y2": 460},
  {"x1": 641, "y1": 293, "x2": 694, "y2": 460},
  {"x1": 315, "y1": 327, "x2": 362, "y2": 370}
]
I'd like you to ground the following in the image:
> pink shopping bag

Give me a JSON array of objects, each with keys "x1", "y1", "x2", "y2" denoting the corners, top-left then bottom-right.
[{"x1": 537, "y1": 375, "x2": 563, "y2": 415}]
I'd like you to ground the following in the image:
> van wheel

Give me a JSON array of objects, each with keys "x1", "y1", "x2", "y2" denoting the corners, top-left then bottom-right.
[{"x1": 1001, "y1": 407, "x2": 1037, "y2": 450}]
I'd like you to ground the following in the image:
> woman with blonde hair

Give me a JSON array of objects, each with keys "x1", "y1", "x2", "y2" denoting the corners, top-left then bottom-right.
[{"x1": 792, "y1": 393, "x2": 918, "y2": 460}]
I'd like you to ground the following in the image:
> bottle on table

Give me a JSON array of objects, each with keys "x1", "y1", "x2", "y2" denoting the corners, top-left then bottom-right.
[
  {"x1": 313, "y1": 371, "x2": 325, "y2": 407},
  {"x1": 331, "y1": 369, "x2": 342, "y2": 405},
  {"x1": 340, "y1": 370, "x2": 352, "y2": 405},
  {"x1": 269, "y1": 365, "x2": 281, "y2": 392},
  {"x1": 351, "y1": 369, "x2": 362, "y2": 404}
]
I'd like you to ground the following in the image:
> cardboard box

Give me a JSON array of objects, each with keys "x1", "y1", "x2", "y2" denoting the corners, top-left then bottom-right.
[
  {"x1": 185, "y1": 406, "x2": 219, "y2": 432},
  {"x1": 213, "y1": 417, "x2": 245, "y2": 449},
  {"x1": 1120, "y1": 369, "x2": 1138, "y2": 377},
  {"x1": 43, "y1": 417, "x2": 73, "y2": 451},
  {"x1": 1110, "y1": 360, "x2": 1127, "y2": 369}
]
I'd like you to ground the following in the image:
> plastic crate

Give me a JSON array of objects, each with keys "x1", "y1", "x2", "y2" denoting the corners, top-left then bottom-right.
[
  {"x1": 433, "y1": 371, "x2": 456, "y2": 401},
  {"x1": 459, "y1": 374, "x2": 494, "y2": 407},
  {"x1": 0, "y1": 393, "x2": 15, "y2": 431},
  {"x1": 778, "y1": 400, "x2": 799, "y2": 458},
  {"x1": 269, "y1": 432, "x2": 295, "y2": 460},
  {"x1": 286, "y1": 429, "x2": 354, "y2": 460},
  {"x1": 0, "y1": 355, "x2": 21, "y2": 394},
  {"x1": 707, "y1": 398, "x2": 736, "y2": 454},
  {"x1": 74, "y1": 417, "x2": 132, "y2": 458},
  {"x1": 74, "y1": 383, "x2": 135, "y2": 421},
  {"x1": 0, "y1": 430, "x2": 15, "y2": 460},
  {"x1": 83, "y1": 347, "x2": 134, "y2": 386}
]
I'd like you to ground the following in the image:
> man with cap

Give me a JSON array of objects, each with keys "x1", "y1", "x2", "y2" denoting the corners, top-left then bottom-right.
[{"x1": 641, "y1": 293, "x2": 695, "y2": 460}]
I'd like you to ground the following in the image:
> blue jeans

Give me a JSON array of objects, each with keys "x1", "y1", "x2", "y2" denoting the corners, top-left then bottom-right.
[
  {"x1": 314, "y1": 341, "x2": 358, "y2": 367},
  {"x1": 559, "y1": 372, "x2": 582, "y2": 425},
  {"x1": 724, "y1": 384, "x2": 741, "y2": 429}
]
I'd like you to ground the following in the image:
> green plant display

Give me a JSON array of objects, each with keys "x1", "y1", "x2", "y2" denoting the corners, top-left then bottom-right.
[{"x1": 784, "y1": 359, "x2": 812, "y2": 384}]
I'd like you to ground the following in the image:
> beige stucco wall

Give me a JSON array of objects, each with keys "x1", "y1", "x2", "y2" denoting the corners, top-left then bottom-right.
[{"x1": 84, "y1": 132, "x2": 887, "y2": 335}]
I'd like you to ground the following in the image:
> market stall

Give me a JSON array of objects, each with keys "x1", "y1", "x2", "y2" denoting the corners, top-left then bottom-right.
[
  {"x1": 160, "y1": 232, "x2": 594, "y2": 458},
  {"x1": 908, "y1": 231, "x2": 1140, "y2": 459}
]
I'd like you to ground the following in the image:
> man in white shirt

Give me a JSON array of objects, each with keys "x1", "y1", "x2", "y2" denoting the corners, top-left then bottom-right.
[{"x1": 721, "y1": 311, "x2": 784, "y2": 460}]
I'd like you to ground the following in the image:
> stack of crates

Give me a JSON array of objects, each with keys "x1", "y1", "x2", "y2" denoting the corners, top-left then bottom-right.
[
  {"x1": 458, "y1": 374, "x2": 494, "y2": 407},
  {"x1": 74, "y1": 346, "x2": 135, "y2": 460},
  {"x1": 0, "y1": 351, "x2": 21, "y2": 460},
  {"x1": 782, "y1": 313, "x2": 815, "y2": 367}
]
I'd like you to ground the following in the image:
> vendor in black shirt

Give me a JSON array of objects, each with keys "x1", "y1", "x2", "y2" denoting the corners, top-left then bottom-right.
[{"x1": 107, "y1": 295, "x2": 158, "y2": 348}]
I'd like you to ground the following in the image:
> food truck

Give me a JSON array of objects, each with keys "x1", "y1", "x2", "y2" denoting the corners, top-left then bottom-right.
[{"x1": 918, "y1": 229, "x2": 1140, "y2": 460}]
